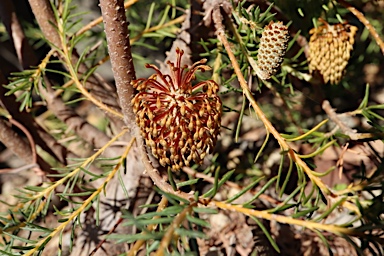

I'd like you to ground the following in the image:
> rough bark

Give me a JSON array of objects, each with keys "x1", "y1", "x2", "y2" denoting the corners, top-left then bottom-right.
[
  {"x1": 0, "y1": 0, "x2": 38, "y2": 69},
  {"x1": 0, "y1": 118, "x2": 51, "y2": 173},
  {"x1": 99, "y1": 0, "x2": 136, "y2": 128}
]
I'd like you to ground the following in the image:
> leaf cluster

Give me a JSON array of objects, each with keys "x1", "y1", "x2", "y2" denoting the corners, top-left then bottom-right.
[{"x1": 0, "y1": 0, "x2": 383, "y2": 255}]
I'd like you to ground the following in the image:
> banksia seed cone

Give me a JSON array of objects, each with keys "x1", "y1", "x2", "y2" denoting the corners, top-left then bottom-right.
[
  {"x1": 308, "y1": 20, "x2": 358, "y2": 84},
  {"x1": 132, "y1": 48, "x2": 222, "y2": 171},
  {"x1": 256, "y1": 21, "x2": 289, "y2": 80}
]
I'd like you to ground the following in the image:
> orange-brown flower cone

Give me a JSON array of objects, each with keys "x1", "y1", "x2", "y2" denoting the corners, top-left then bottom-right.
[{"x1": 132, "y1": 48, "x2": 222, "y2": 171}]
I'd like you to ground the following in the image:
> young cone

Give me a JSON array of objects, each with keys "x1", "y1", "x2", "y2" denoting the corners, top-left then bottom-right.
[
  {"x1": 256, "y1": 21, "x2": 289, "y2": 80},
  {"x1": 132, "y1": 48, "x2": 222, "y2": 171}
]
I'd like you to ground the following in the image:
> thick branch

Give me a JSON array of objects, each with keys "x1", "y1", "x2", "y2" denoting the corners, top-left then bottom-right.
[
  {"x1": 99, "y1": 0, "x2": 136, "y2": 127},
  {"x1": 0, "y1": 119, "x2": 33, "y2": 164},
  {"x1": 0, "y1": 118, "x2": 51, "y2": 173},
  {"x1": 28, "y1": 0, "x2": 61, "y2": 47},
  {"x1": 98, "y1": 0, "x2": 193, "y2": 202},
  {"x1": 0, "y1": 0, "x2": 38, "y2": 69}
]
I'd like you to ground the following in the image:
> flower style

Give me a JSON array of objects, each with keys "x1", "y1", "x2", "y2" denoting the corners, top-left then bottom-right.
[{"x1": 132, "y1": 48, "x2": 222, "y2": 171}]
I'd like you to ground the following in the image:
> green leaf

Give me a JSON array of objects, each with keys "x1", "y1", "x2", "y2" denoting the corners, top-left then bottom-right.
[
  {"x1": 186, "y1": 215, "x2": 210, "y2": 228},
  {"x1": 252, "y1": 217, "x2": 280, "y2": 253},
  {"x1": 192, "y1": 207, "x2": 218, "y2": 214},
  {"x1": 177, "y1": 178, "x2": 201, "y2": 188},
  {"x1": 203, "y1": 169, "x2": 235, "y2": 198},
  {"x1": 245, "y1": 176, "x2": 278, "y2": 206},
  {"x1": 174, "y1": 228, "x2": 207, "y2": 239},
  {"x1": 1, "y1": 249, "x2": 30, "y2": 255},
  {"x1": 357, "y1": 84, "x2": 370, "y2": 110},
  {"x1": 108, "y1": 232, "x2": 165, "y2": 244},
  {"x1": 226, "y1": 176, "x2": 265, "y2": 203},
  {"x1": 2, "y1": 231, "x2": 37, "y2": 244}
]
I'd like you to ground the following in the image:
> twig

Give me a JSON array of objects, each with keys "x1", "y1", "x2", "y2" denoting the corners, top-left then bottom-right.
[
  {"x1": 214, "y1": 201, "x2": 362, "y2": 236},
  {"x1": 338, "y1": 0, "x2": 384, "y2": 55},
  {"x1": 38, "y1": 81, "x2": 119, "y2": 157},
  {"x1": 89, "y1": 218, "x2": 124, "y2": 256},
  {"x1": 322, "y1": 100, "x2": 373, "y2": 140},
  {"x1": 0, "y1": 118, "x2": 50, "y2": 175},
  {"x1": 155, "y1": 202, "x2": 196, "y2": 256},
  {"x1": 8, "y1": 118, "x2": 37, "y2": 164},
  {"x1": 24, "y1": 135, "x2": 134, "y2": 256},
  {"x1": 29, "y1": 0, "x2": 121, "y2": 114},
  {"x1": 5, "y1": 118, "x2": 44, "y2": 175},
  {"x1": 127, "y1": 196, "x2": 169, "y2": 256},
  {"x1": 0, "y1": 163, "x2": 39, "y2": 174},
  {"x1": 210, "y1": 5, "x2": 332, "y2": 197},
  {"x1": 182, "y1": 167, "x2": 279, "y2": 205},
  {"x1": 337, "y1": 142, "x2": 349, "y2": 180}
]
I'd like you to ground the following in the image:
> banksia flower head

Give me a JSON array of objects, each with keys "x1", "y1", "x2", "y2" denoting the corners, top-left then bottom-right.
[
  {"x1": 308, "y1": 19, "x2": 358, "y2": 84},
  {"x1": 256, "y1": 21, "x2": 289, "y2": 80},
  {"x1": 132, "y1": 48, "x2": 222, "y2": 171}
]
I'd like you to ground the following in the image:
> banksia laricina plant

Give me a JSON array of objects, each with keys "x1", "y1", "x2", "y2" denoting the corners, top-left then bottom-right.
[
  {"x1": 256, "y1": 21, "x2": 289, "y2": 80},
  {"x1": 308, "y1": 19, "x2": 358, "y2": 84},
  {"x1": 132, "y1": 48, "x2": 222, "y2": 171}
]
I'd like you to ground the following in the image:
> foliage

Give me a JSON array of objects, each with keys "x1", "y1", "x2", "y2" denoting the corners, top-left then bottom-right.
[{"x1": 0, "y1": 0, "x2": 383, "y2": 255}]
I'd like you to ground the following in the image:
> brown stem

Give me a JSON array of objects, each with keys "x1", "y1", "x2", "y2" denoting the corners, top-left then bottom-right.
[
  {"x1": 0, "y1": 118, "x2": 33, "y2": 163},
  {"x1": 0, "y1": 118, "x2": 50, "y2": 174},
  {"x1": 76, "y1": 0, "x2": 139, "y2": 37},
  {"x1": 0, "y1": 0, "x2": 38, "y2": 68},
  {"x1": 39, "y1": 80, "x2": 119, "y2": 158},
  {"x1": 28, "y1": 0, "x2": 61, "y2": 47},
  {"x1": 322, "y1": 100, "x2": 373, "y2": 140},
  {"x1": 0, "y1": 118, "x2": 43, "y2": 175},
  {"x1": 155, "y1": 203, "x2": 196, "y2": 256},
  {"x1": 8, "y1": 118, "x2": 37, "y2": 165},
  {"x1": 99, "y1": 0, "x2": 136, "y2": 126},
  {"x1": 88, "y1": 217, "x2": 125, "y2": 256}
]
